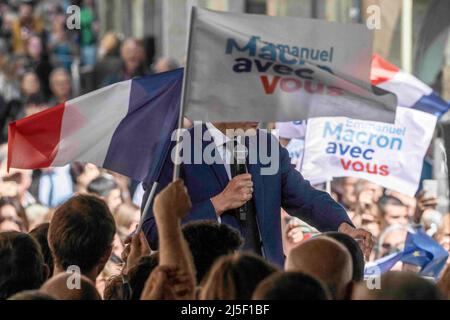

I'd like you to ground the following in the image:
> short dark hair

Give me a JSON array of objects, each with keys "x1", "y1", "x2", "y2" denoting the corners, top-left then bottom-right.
[
  {"x1": 48, "y1": 195, "x2": 116, "y2": 273},
  {"x1": 378, "y1": 195, "x2": 405, "y2": 217},
  {"x1": 29, "y1": 223, "x2": 53, "y2": 278},
  {"x1": 87, "y1": 176, "x2": 119, "y2": 198},
  {"x1": 253, "y1": 271, "x2": 331, "y2": 300},
  {"x1": 0, "y1": 197, "x2": 29, "y2": 231},
  {"x1": 200, "y1": 252, "x2": 278, "y2": 300},
  {"x1": 182, "y1": 220, "x2": 243, "y2": 283},
  {"x1": 7, "y1": 290, "x2": 56, "y2": 300},
  {"x1": 373, "y1": 271, "x2": 443, "y2": 300},
  {"x1": 128, "y1": 253, "x2": 159, "y2": 300},
  {"x1": 322, "y1": 232, "x2": 365, "y2": 282},
  {"x1": 0, "y1": 232, "x2": 45, "y2": 299},
  {"x1": 24, "y1": 93, "x2": 46, "y2": 107}
]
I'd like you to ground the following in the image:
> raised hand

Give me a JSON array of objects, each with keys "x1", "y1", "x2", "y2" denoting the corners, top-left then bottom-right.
[
  {"x1": 413, "y1": 190, "x2": 438, "y2": 224},
  {"x1": 153, "y1": 179, "x2": 192, "y2": 222}
]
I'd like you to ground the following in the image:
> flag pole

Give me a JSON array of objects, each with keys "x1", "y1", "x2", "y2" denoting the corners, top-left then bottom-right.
[
  {"x1": 137, "y1": 7, "x2": 196, "y2": 234},
  {"x1": 136, "y1": 181, "x2": 159, "y2": 232},
  {"x1": 173, "y1": 6, "x2": 196, "y2": 181}
]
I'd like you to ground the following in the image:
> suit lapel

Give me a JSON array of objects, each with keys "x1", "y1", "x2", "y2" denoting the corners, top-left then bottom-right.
[{"x1": 199, "y1": 124, "x2": 230, "y2": 189}]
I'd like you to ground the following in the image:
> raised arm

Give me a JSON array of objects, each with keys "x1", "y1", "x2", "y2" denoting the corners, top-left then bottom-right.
[
  {"x1": 151, "y1": 179, "x2": 196, "y2": 299},
  {"x1": 279, "y1": 144, "x2": 373, "y2": 259}
]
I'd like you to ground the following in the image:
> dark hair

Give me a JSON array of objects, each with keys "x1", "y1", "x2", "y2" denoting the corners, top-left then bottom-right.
[
  {"x1": 0, "y1": 232, "x2": 45, "y2": 299},
  {"x1": 322, "y1": 232, "x2": 365, "y2": 282},
  {"x1": 29, "y1": 223, "x2": 53, "y2": 277},
  {"x1": 103, "y1": 275, "x2": 124, "y2": 300},
  {"x1": 374, "y1": 271, "x2": 443, "y2": 300},
  {"x1": 7, "y1": 290, "x2": 56, "y2": 300},
  {"x1": 200, "y1": 252, "x2": 278, "y2": 300},
  {"x1": 378, "y1": 195, "x2": 405, "y2": 217},
  {"x1": 253, "y1": 272, "x2": 330, "y2": 300},
  {"x1": 24, "y1": 92, "x2": 46, "y2": 106},
  {"x1": 87, "y1": 176, "x2": 119, "y2": 197},
  {"x1": 0, "y1": 197, "x2": 29, "y2": 231},
  {"x1": 128, "y1": 253, "x2": 159, "y2": 300},
  {"x1": 182, "y1": 220, "x2": 243, "y2": 283},
  {"x1": 48, "y1": 195, "x2": 116, "y2": 273}
]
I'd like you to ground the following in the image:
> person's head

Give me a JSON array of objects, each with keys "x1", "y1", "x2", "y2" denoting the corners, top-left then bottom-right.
[
  {"x1": 98, "y1": 32, "x2": 120, "y2": 58},
  {"x1": 321, "y1": 232, "x2": 365, "y2": 282},
  {"x1": 285, "y1": 237, "x2": 353, "y2": 300},
  {"x1": 0, "y1": 197, "x2": 29, "y2": 231},
  {"x1": 21, "y1": 71, "x2": 40, "y2": 96},
  {"x1": 0, "y1": 231, "x2": 46, "y2": 299},
  {"x1": 331, "y1": 177, "x2": 359, "y2": 209},
  {"x1": 2, "y1": 170, "x2": 33, "y2": 200},
  {"x1": 72, "y1": 163, "x2": 100, "y2": 193},
  {"x1": 49, "y1": 68, "x2": 71, "y2": 103},
  {"x1": 252, "y1": 271, "x2": 331, "y2": 300},
  {"x1": 182, "y1": 220, "x2": 243, "y2": 283},
  {"x1": 40, "y1": 273, "x2": 101, "y2": 300},
  {"x1": 436, "y1": 213, "x2": 450, "y2": 253},
  {"x1": 19, "y1": 0, "x2": 34, "y2": 21},
  {"x1": 211, "y1": 122, "x2": 260, "y2": 136},
  {"x1": 387, "y1": 191, "x2": 416, "y2": 218},
  {"x1": 200, "y1": 252, "x2": 277, "y2": 300},
  {"x1": 95, "y1": 259, "x2": 122, "y2": 298},
  {"x1": 358, "y1": 204, "x2": 382, "y2": 239},
  {"x1": 23, "y1": 93, "x2": 47, "y2": 116},
  {"x1": 152, "y1": 57, "x2": 179, "y2": 73},
  {"x1": 128, "y1": 253, "x2": 159, "y2": 300},
  {"x1": 7, "y1": 289, "x2": 56, "y2": 300},
  {"x1": 102, "y1": 274, "x2": 123, "y2": 300},
  {"x1": 26, "y1": 35, "x2": 42, "y2": 61},
  {"x1": 379, "y1": 195, "x2": 409, "y2": 226},
  {"x1": 355, "y1": 180, "x2": 384, "y2": 203},
  {"x1": 87, "y1": 175, "x2": 122, "y2": 213},
  {"x1": 29, "y1": 223, "x2": 53, "y2": 278},
  {"x1": 114, "y1": 202, "x2": 140, "y2": 240},
  {"x1": 352, "y1": 271, "x2": 442, "y2": 300},
  {"x1": 48, "y1": 195, "x2": 116, "y2": 281},
  {"x1": 377, "y1": 224, "x2": 408, "y2": 261},
  {"x1": 120, "y1": 38, "x2": 143, "y2": 73}
]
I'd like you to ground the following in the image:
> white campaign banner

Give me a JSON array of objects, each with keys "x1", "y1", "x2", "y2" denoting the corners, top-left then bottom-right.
[
  {"x1": 301, "y1": 107, "x2": 437, "y2": 196},
  {"x1": 184, "y1": 8, "x2": 397, "y2": 123}
]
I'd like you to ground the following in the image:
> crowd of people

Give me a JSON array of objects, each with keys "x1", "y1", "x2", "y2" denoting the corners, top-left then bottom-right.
[
  {"x1": 1, "y1": 178, "x2": 449, "y2": 301},
  {"x1": 0, "y1": 0, "x2": 450, "y2": 301}
]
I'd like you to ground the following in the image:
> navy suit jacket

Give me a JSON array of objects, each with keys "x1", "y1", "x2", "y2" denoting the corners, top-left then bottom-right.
[{"x1": 142, "y1": 124, "x2": 352, "y2": 267}]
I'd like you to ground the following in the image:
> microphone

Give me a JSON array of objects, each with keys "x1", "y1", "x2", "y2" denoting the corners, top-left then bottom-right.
[{"x1": 234, "y1": 137, "x2": 249, "y2": 221}]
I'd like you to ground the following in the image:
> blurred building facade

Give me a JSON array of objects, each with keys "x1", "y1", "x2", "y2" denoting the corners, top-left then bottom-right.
[{"x1": 95, "y1": 0, "x2": 448, "y2": 90}]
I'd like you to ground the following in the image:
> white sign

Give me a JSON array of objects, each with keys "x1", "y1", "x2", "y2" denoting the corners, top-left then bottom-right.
[{"x1": 301, "y1": 107, "x2": 437, "y2": 196}]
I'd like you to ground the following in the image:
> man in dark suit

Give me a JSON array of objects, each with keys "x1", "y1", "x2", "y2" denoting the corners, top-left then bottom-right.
[{"x1": 142, "y1": 122, "x2": 373, "y2": 267}]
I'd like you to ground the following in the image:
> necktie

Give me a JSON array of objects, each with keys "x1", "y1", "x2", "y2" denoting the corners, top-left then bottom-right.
[{"x1": 228, "y1": 139, "x2": 262, "y2": 256}]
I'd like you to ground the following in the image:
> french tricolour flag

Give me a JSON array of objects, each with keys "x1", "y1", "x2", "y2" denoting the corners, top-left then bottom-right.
[
  {"x1": 8, "y1": 68, "x2": 183, "y2": 184},
  {"x1": 371, "y1": 54, "x2": 449, "y2": 117}
]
